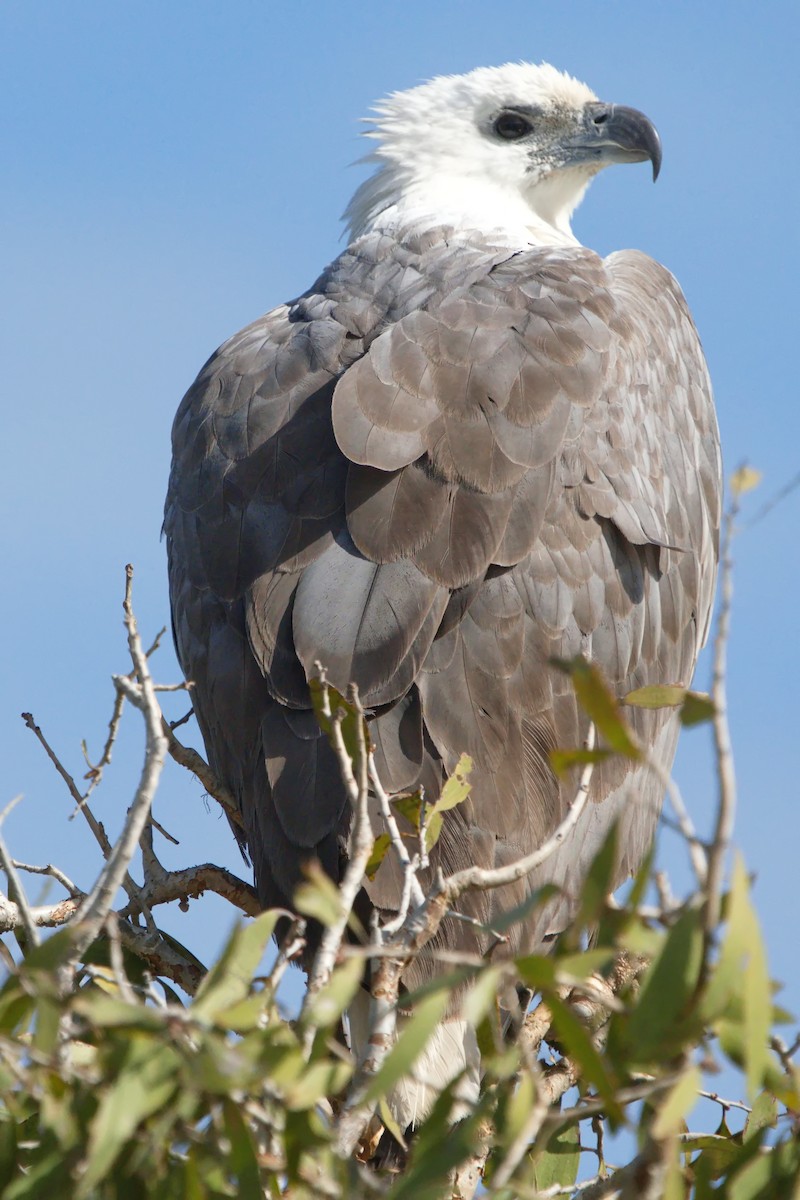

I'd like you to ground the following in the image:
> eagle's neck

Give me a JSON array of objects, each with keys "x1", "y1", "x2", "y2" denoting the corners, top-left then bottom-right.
[{"x1": 345, "y1": 163, "x2": 591, "y2": 249}]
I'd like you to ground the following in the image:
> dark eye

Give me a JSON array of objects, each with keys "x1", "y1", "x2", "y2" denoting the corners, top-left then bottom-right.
[{"x1": 492, "y1": 111, "x2": 534, "y2": 141}]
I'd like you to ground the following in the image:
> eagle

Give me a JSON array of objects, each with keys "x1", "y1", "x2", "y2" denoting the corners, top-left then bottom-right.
[{"x1": 165, "y1": 62, "x2": 721, "y2": 1126}]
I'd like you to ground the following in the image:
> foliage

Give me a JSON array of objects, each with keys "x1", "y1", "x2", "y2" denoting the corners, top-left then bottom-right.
[{"x1": 1, "y1": 489, "x2": 799, "y2": 1197}]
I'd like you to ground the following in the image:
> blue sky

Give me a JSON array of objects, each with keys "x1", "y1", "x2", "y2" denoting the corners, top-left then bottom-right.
[{"x1": 2, "y1": 0, "x2": 798, "y2": 1061}]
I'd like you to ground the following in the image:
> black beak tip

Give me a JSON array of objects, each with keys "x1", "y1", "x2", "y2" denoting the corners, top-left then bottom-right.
[{"x1": 650, "y1": 133, "x2": 663, "y2": 182}]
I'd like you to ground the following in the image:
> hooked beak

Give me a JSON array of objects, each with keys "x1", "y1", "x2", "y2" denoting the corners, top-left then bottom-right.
[{"x1": 569, "y1": 102, "x2": 662, "y2": 181}]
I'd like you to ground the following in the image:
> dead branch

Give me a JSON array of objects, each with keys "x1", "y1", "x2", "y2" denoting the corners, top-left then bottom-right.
[{"x1": 72, "y1": 567, "x2": 168, "y2": 959}]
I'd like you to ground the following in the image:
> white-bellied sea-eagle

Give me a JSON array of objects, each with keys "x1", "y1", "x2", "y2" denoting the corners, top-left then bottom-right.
[{"x1": 165, "y1": 61, "x2": 721, "y2": 1133}]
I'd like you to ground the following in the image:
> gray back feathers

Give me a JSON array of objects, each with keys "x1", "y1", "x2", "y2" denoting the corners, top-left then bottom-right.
[{"x1": 165, "y1": 226, "x2": 721, "y2": 980}]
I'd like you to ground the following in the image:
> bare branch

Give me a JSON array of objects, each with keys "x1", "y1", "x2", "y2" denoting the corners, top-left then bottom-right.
[
  {"x1": 0, "y1": 798, "x2": 41, "y2": 947},
  {"x1": 11, "y1": 859, "x2": 80, "y2": 896},
  {"x1": 21, "y1": 712, "x2": 86, "y2": 810},
  {"x1": 446, "y1": 724, "x2": 596, "y2": 898},
  {"x1": 72, "y1": 566, "x2": 168, "y2": 958},
  {"x1": 120, "y1": 863, "x2": 259, "y2": 918},
  {"x1": 705, "y1": 496, "x2": 738, "y2": 934},
  {"x1": 647, "y1": 754, "x2": 708, "y2": 887},
  {"x1": 0, "y1": 891, "x2": 81, "y2": 932},
  {"x1": 304, "y1": 677, "x2": 373, "y2": 1017},
  {"x1": 160, "y1": 718, "x2": 243, "y2": 830},
  {"x1": 369, "y1": 752, "x2": 425, "y2": 934}
]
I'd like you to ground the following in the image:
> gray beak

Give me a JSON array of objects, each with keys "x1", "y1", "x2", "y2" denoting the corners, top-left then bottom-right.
[{"x1": 574, "y1": 102, "x2": 662, "y2": 180}]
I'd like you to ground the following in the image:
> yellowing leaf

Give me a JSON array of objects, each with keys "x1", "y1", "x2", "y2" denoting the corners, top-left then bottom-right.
[
  {"x1": 425, "y1": 754, "x2": 472, "y2": 850},
  {"x1": 730, "y1": 465, "x2": 762, "y2": 495},
  {"x1": 365, "y1": 833, "x2": 391, "y2": 881},
  {"x1": 623, "y1": 684, "x2": 687, "y2": 708}
]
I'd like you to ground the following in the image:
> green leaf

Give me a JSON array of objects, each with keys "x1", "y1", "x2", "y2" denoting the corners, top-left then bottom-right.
[
  {"x1": 4, "y1": 1150, "x2": 65, "y2": 1200},
  {"x1": 0, "y1": 1117, "x2": 17, "y2": 1192},
  {"x1": 551, "y1": 656, "x2": 641, "y2": 758},
  {"x1": 743, "y1": 1090, "x2": 778, "y2": 1142},
  {"x1": 364, "y1": 989, "x2": 451, "y2": 1102},
  {"x1": 549, "y1": 747, "x2": 612, "y2": 778},
  {"x1": 293, "y1": 861, "x2": 345, "y2": 928},
  {"x1": 377, "y1": 1097, "x2": 407, "y2": 1151},
  {"x1": 684, "y1": 1133, "x2": 743, "y2": 1181},
  {"x1": 365, "y1": 833, "x2": 391, "y2": 881},
  {"x1": 156, "y1": 928, "x2": 208, "y2": 976},
  {"x1": 553, "y1": 948, "x2": 617, "y2": 982},
  {"x1": 560, "y1": 823, "x2": 619, "y2": 943},
  {"x1": 489, "y1": 883, "x2": 560, "y2": 937},
  {"x1": 461, "y1": 965, "x2": 505, "y2": 1027},
  {"x1": 651, "y1": 1065, "x2": 701, "y2": 1138},
  {"x1": 80, "y1": 1039, "x2": 180, "y2": 1195},
  {"x1": 530, "y1": 1122, "x2": 580, "y2": 1192},
  {"x1": 308, "y1": 676, "x2": 370, "y2": 763},
  {"x1": 73, "y1": 989, "x2": 166, "y2": 1031},
  {"x1": 302, "y1": 954, "x2": 364, "y2": 1030},
  {"x1": 391, "y1": 792, "x2": 424, "y2": 831},
  {"x1": 192, "y1": 910, "x2": 280, "y2": 1020},
  {"x1": 708, "y1": 856, "x2": 771, "y2": 1099},
  {"x1": 504, "y1": 1069, "x2": 536, "y2": 1144},
  {"x1": 284, "y1": 1059, "x2": 352, "y2": 1110},
  {"x1": 547, "y1": 993, "x2": 620, "y2": 1119},
  {"x1": 624, "y1": 905, "x2": 704, "y2": 1062},
  {"x1": 680, "y1": 691, "x2": 716, "y2": 727},
  {"x1": 221, "y1": 1098, "x2": 262, "y2": 1193}
]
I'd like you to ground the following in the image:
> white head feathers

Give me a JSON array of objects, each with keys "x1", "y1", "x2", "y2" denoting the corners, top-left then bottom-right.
[{"x1": 345, "y1": 63, "x2": 600, "y2": 248}]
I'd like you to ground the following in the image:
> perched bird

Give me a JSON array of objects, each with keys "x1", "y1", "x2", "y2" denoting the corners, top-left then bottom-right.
[{"x1": 165, "y1": 63, "x2": 721, "y2": 1127}]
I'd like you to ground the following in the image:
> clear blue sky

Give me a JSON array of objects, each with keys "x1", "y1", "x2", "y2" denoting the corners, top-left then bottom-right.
[{"x1": 2, "y1": 0, "x2": 798, "y2": 1048}]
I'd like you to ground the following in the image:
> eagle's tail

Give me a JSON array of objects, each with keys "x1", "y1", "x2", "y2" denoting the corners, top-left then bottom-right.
[{"x1": 347, "y1": 987, "x2": 481, "y2": 1135}]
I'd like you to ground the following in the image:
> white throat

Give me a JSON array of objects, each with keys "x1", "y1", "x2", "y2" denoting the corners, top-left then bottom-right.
[{"x1": 345, "y1": 161, "x2": 593, "y2": 250}]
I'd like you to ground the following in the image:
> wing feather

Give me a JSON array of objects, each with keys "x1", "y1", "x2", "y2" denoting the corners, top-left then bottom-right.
[{"x1": 165, "y1": 229, "x2": 721, "y2": 967}]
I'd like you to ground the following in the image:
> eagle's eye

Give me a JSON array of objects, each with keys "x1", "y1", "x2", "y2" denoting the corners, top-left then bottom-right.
[{"x1": 492, "y1": 111, "x2": 534, "y2": 141}]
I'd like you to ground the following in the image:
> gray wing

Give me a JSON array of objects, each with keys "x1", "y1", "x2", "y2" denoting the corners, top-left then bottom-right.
[{"x1": 165, "y1": 232, "x2": 721, "y2": 974}]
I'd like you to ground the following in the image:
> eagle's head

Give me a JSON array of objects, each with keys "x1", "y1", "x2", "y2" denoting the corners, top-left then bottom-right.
[{"x1": 345, "y1": 62, "x2": 661, "y2": 246}]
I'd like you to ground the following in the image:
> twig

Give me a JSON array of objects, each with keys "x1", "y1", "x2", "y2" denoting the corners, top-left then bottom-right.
[
  {"x1": 11, "y1": 860, "x2": 80, "y2": 897},
  {"x1": 169, "y1": 707, "x2": 194, "y2": 732},
  {"x1": 21, "y1": 712, "x2": 86, "y2": 811},
  {"x1": 303, "y1": 677, "x2": 373, "y2": 1025},
  {"x1": 0, "y1": 798, "x2": 41, "y2": 947},
  {"x1": 72, "y1": 567, "x2": 168, "y2": 959},
  {"x1": 79, "y1": 681, "x2": 126, "y2": 802},
  {"x1": 266, "y1": 918, "x2": 307, "y2": 994},
  {"x1": 744, "y1": 467, "x2": 800, "y2": 528},
  {"x1": 647, "y1": 755, "x2": 708, "y2": 887},
  {"x1": 160, "y1": 718, "x2": 243, "y2": 830},
  {"x1": 105, "y1": 914, "x2": 136, "y2": 1004},
  {"x1": 705, "y1": 496, "x2": 738, "y2": 934},
  {"x1": 149, "y1": 815, "x2": 179, "y2": 846},
  {"x1": 491, "y1": 1054, "x2": 551, "y2": 1189},
  {"x1": 446, "y1": 725, "x2": 596, "y2": 898},
  {"x1": 369, "y1": 753, "x2": 425, "y2": 934}
]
